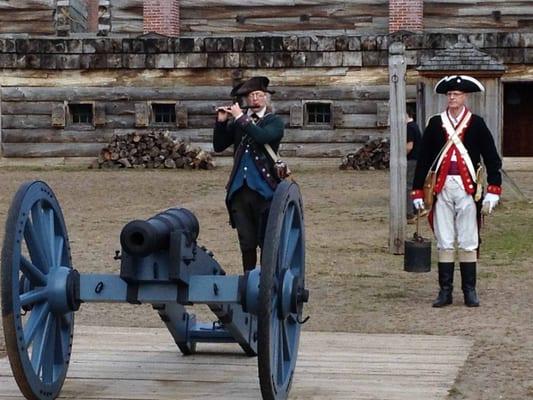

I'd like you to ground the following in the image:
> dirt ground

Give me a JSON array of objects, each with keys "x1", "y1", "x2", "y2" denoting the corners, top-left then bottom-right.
[{"x1": 0, "y1": 160, "x2": 531, "y2": 399}]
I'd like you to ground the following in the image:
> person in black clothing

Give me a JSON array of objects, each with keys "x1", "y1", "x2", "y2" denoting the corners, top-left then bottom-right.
[
  {"x1": 406, "y1": 105, "x2": 422, "y2": 223},
  {"x1": 212, "y1": 76, "x2": 284, "y2": 272},
  {"x1": 411, "y1": 75, "x2": 502, "y2": 307}
]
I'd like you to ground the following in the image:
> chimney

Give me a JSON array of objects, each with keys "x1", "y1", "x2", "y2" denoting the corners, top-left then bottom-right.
[
  {"x1": 143, "y1": 0, "x2": 180, "y2": 37},
  {"x1": 85, "y1": 0, "x2": 99, "y2": 32},
  {"x1": 389, "y1": 0, "x2": 423, "y2": 33}
]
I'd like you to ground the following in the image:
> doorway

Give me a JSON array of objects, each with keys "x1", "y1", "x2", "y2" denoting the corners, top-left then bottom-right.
[{"x1": 503, "y1": 82, "x2": 533, "y2": 156}]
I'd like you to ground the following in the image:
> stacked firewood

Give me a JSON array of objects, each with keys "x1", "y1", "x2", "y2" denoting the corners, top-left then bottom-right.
[
  {"x1": 92, "y1": 131, "x2": 215, "y2": 170},
  {"x1": 339, "y1": 138, "x2": 390, "y2": 170}
]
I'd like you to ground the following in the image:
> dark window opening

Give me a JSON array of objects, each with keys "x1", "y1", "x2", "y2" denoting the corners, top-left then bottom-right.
[
  {"x1": 153, "y1": 103, "x2": 176, "y2": 124},
  {"x1": 69, "y1": 103, "x2": 93, "y2": 124},
  {"x1": 306, "y1": 102, "x2": 331, "y2": 125}
]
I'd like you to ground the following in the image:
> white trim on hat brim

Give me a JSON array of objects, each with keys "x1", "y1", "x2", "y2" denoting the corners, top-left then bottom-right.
[{"x1": 434, "y1": 75, "x2": 485, "y2": 94}]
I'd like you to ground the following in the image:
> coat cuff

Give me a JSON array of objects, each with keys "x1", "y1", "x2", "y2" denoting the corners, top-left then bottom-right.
[
  {"x1": 411, "y1": 189, "x2": 424, "y2": 199},
  {"x1": 486, "y1": 185, "x2": 502, "y2": 195}
]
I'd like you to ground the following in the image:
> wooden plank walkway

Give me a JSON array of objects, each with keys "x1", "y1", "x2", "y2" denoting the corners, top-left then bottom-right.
[{"x1": 0, "y1": 326, "x2": 472, "y2": 400}]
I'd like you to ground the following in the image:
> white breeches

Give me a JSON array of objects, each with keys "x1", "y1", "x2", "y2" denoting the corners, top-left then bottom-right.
[{"x1": 434, "y1": 176, "x2": 478, "y2": 262}]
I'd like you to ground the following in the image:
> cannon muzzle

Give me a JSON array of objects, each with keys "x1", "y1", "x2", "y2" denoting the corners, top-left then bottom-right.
[{"x1": 120, "y1": 208, "x2": 199, "y2": 256}]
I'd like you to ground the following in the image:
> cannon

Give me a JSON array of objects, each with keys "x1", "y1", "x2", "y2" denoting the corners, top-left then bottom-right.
[{"x1": 1, "y1": 180, "x2": 308, "y2": 400}]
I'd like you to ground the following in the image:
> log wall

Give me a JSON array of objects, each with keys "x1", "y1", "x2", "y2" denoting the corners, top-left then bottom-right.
[
  {"x1": 108, "y1": 0, "x2": 533, "y2": 36},
  {"x1": 0, "y1": 82, "x2": 413, "y2": 158},
  {"x1": 0, "y1": 0, "x2": 56, "y2": 35},
  {"x1": 0, "y1": 32, "x2": 532, "y2": 158}
]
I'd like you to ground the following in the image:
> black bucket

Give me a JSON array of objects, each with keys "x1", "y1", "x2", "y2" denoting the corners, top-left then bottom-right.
[{"x1": 404, "y1": 233, "x2": 431, "y2": 273}]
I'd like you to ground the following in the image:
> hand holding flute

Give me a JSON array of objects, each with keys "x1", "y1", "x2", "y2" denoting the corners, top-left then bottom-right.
[{"x1": 216, "y1": 103, "x2": 244, "y2": 122}]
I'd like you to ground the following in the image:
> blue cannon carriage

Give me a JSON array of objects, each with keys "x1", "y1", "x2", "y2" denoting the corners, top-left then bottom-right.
[{"x1": 1, "y1": 180, "x2": 308, "y2": 400}]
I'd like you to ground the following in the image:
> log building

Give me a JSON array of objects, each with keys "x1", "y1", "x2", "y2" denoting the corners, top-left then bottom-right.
[{"x1": 0, "y1": 0, "x2": 532, "y2": 159}]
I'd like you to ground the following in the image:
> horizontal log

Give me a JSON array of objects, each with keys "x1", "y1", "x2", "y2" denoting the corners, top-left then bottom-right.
[
  {"x1": 0, "y1": 68, "x2": 394, "y2": 88},
  {"x1": 0, "y1": 0, "x2": 55, "y2": 10},
  {"x1": 1, "y1": 85, "x2": 406, "y2": 102},
  {"x1": 180, "y1": 4, "x2": 386, "y2": 20},
  {"x1": 2, "y1": 143, "x2": 103, "y2": 157},
  {"x1": 1, "y1": 127, "x2": 386, "y2": 144},
  {"x1": 0, "y1": 21, "x2": 55, "y2": 34},
  {"x1": 1, "y1": 101, "x2": 54, "y2": 115},
  {"x1": 2, "y1": 129, "x2": 113, "y2": 143},
  {"x1": 278, "y1": 142, "x2": 363, "y2": 157},
  {"x1": 1, "y1": 114, "x2": 136, "y2": 129},
  {"x1": 1, "y1": 141, "x2": 366, "y2": 158},
  {"x1": 0, "y1": 10, "x2": 53, "y2": 21}
]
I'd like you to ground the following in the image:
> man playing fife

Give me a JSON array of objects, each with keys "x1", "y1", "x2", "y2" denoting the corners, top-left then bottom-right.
[
  {"x1": 411, "y1": 75, "x2": 502, "y2": 307},
  {"x1": 213, "y1": 77, "x2": 284, "y2": 273}
]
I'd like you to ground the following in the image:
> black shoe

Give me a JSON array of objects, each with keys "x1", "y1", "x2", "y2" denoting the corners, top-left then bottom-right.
[
  {"x1": 460, "y1": 262, "x2": 480, "y2": 307},
  {"x1": 432, "y1": 290, "x2": 453, "y2": 307},
  {"x1": 463, "y1": 289, "x2": 479, "y2": 307},
  {"x1": 432, "y1": 262, "x2": 454, "y2": 308}
]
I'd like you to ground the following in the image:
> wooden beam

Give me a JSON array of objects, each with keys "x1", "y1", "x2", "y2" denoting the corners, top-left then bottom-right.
[{"x1": 388, "y1": 42, "x2": 407, "y2": 255}]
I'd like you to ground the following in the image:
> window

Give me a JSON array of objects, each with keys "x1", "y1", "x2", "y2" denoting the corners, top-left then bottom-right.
[
  {"x1": 304, "y1": 102, "x2": 332, "y2": 127},
  {"x1": 152, "y1": 103, "x2": 176, "y2": 124},
  {"x1": 69, "y1": 103, "x2": 93, "y2": 124}
]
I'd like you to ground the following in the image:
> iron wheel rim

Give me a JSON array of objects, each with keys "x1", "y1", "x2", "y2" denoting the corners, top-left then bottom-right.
[
  {"x1": 1, "y1": 181, "x2": 74, "y2": 400},
  {"x1": 258, "y1": 181, "x2": 305, "y2": 400}
]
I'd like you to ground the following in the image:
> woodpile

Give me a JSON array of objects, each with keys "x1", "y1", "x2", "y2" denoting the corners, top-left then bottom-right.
[
  {"x1": 92, "y1": 131, "x2": 215, "y2": 170},
  {"x1": 339, "y1": 139, "x2": 390, "y2": 170}
]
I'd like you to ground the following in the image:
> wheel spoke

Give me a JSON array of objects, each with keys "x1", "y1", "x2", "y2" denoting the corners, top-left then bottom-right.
[
  {"x1": 53, "y1": 323, "x2": 65, "y2": 382},
  {"x1": 55, "y1": 235, "x2": 64, "y2": 267},
  {"x1": 20, "y1": 288, "x2": 47, "y2": 308},
  {"x1": 284, "y1": 228, "x2": 301, "y2": 272},
  {"x1": 20, "y1": 256, "x2": 47, "y2": 287},
  {"x1": 281, "y1": 319, "x2": 292, "y2": 362},
  {"x1": 278, "y1": 205, "x2": 295, "y2": 271},
  {"x1": 24, "y1": 220, "x2": 49, "y2": 273},
  {"x1": 277, "y1": 319, "x2": 285, "y2": 385},
  {"x1": 57, "y1": 316, "x2": 71, "y2": 363},
  {"x1": 40, "y1": 314, "x2": 56, "y2": 383},
  {"x1": 44, "y1": 208, "x2": 56, "y2": 268},
  {"x1": 30, "y1": 310, "x2": 53, "y2": 373},
  {"x1": 24, "y1": 303, "x2": 50, "y2": 347}
]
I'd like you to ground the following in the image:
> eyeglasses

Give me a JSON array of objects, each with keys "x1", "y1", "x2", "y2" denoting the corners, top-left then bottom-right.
[
  {"x1": 447, "y1": 92, "x2": 465, "y2": 98},
  {"x1": 247, "y1": 92, "x2": 266, "y2": 99}
]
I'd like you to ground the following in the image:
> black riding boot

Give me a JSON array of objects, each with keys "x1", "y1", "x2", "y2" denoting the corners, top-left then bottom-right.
[
  {"x1": 241, "y1": 249, "x2": 257, "y2": 273},
  {"x1": 432, "y1": 262, "x2": 454, "y2": 307},
  {"x1": 460, "y1": 262, "x2": 480, "y2": 307}
]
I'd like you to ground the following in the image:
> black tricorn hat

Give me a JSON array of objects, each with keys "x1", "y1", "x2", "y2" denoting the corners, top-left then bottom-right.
[
  {"x1": 234, "y1": 76, "x2": 275, "y2": 96},
  {"x1": 434, "y1": 75, "x2": 485, "y2": 94},
  {"x1": 230, "y1": 82, "x2": 244, "y2": 97}
]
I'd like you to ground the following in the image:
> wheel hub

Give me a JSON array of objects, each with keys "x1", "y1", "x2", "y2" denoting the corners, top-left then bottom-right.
[
  {"x1": 279, "y1": 270, "x2": 296, "y2": 319},
  {"x1": 47, "y1": 266, "x2": 74, "y2": 314}
]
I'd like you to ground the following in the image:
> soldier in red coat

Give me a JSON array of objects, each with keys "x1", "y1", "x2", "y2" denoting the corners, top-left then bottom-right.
[{"x1": 411, "y1": 75, "x2": 502, "y2": 307}]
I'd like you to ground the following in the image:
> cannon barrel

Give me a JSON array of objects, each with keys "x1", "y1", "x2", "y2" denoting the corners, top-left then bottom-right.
[{"x1": 120, "y1": 208, "x2": 199, "y2": 256}]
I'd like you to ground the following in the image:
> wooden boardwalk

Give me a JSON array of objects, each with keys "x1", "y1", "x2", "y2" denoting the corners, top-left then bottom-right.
[{"x1": 0, "y1": 326, "x2": 472, "y2": 400}]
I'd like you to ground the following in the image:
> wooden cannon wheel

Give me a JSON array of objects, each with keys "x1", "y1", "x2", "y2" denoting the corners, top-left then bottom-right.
[
  {"x1": 1, "y1": 181, "x2": 75, "y2": 400},
  {"x1": 258, "y1": 181, "x2": 307, "y2": 400}
]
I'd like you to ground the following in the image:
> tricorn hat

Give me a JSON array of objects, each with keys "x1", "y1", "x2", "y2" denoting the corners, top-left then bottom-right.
[
  {"x1": 230, "y1": 82, "x2": 244, "y2": 97},
  {"x1": 434, "y1": 75, "x2": 485, "y2": 94},
  {"x1": 233, "y1": 76, "x2": 275, "y2": 96}
]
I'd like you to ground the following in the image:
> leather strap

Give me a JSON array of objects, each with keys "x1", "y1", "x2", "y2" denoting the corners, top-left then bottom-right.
[{"x1": 439, "y1": 110, "x2": 477, "y2": 182}]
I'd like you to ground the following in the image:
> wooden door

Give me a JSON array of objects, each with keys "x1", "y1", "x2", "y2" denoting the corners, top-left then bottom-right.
[{"x1": 503, "y1": 82, "x2": 533, "y2": 156}]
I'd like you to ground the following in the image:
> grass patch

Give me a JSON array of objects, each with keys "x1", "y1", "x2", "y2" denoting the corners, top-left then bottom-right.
[{"x1": 481, "y1": 203, "x2": 533, "y2": 264}]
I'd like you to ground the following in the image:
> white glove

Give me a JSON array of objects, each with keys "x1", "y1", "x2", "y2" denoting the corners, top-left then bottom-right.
[
  {"x1": 481, "y1": 193, "x2": 500, "y2": 215},
  {"x1": 413, "y1": 198, "x2": 425, "y2": 210}
]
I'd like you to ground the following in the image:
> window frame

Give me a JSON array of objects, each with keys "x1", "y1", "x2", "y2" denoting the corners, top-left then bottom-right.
[
  {"x1": 67, "y1": 102, "x2": 95, "y2": 130},
  {"x1": 150, "y1": 101, "x2": 177, "y2": 126},
  {"x1": 303, "y1": 100, "x2": 334, "y2": 129}
]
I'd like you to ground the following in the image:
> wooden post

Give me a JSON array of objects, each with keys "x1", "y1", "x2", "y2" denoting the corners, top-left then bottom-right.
[
  {"x1": 0, "y1": 85, "x2": 2, "y2": 158},
  {"x1": 388, "y1": 42, "x2": 407, "y2": 254}
]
